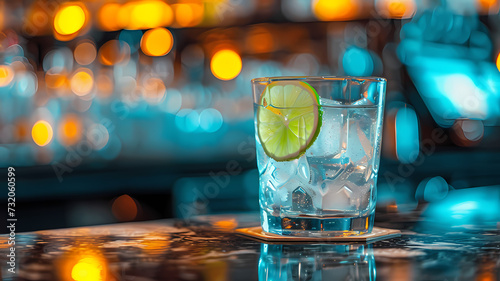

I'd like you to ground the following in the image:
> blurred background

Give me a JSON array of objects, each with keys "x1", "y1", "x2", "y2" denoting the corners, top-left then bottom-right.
[{"x1": 0, "y1": 0, "x2": 500, "y2": 232}]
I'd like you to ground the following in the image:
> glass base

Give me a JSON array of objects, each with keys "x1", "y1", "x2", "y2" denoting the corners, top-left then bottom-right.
[{"x1": 261, "y1": 209, "x2": 375, "y2": 237}]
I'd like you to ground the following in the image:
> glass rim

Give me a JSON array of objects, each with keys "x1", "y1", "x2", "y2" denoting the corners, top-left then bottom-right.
[{"x1": 251, "y1": 76, "x2": 387, "y2": 84}]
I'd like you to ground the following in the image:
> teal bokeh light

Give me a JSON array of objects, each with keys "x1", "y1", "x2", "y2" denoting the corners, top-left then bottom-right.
[
  {"x1": 199, "y1": 108, "x2": 223, "y2": 133},
  {"x1": 119, "y1": 30, "x2": 143, "y2": 53},
  {"x1": 342, "y1": 46, "x2": 374, "y2": 76}
]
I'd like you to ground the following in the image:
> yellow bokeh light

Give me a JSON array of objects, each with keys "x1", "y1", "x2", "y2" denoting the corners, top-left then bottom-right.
[
  {"x1": 128, "y1": 1, "x2": 174, "y2": 29},
  {"x1": 496, "y1": 53, "x2": 500, "y2": 72},
  {"x1": 32, "y1": 120, "x2": 53, "y2": 147},
  {"x1": 210, "y1": 49, "x2": 242, "y2": 81},
  {"x1": 70, "y1": 69, "x2": 94, "y2": 96},
  {"x1": 0, "y1": 65, "x2": 14, "y2": 87},
  {"x1": 97, "y1": 3, "x2": 121, "y2": 31},
  {"x1": 54, "y1": 4, "x2": 86, "y2": 36},
  {"x1": 71, "y1": 257, "x2": 104, "y2": 281},
  {"x1": 312, "y1": 0, "x2": 359, "y2": 21},
  {"x1": 58, "y1": 114, "x2": 82, "y2": 146},
  {"x1": 140, "y1": 28, "x2": 174, "y2": 57}
]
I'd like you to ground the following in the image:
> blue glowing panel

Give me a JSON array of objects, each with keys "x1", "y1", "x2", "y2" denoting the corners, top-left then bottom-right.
[
  {"x1": 408, "y1": 59, "x2": 500, "y2": 126},
  {"x1": 395, "y1": 106, "x2": 419, "y2": 164},
  {"x1": 399, "y1": 9, "x2": 500, "y2": 126},
  {"x1": 423, "y1": 185, "x2": 500, "y2": 229}
]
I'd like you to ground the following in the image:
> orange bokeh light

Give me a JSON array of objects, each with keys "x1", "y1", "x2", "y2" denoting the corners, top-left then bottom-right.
[
  {"x1": 210, "y1": 49, "x2": 242, "y2": 80},
  {"x1": 14, "y1": 119, "x2": 29, "y2": 142},
  {"x1": 140, "y1": 28, "x2": 174, "y2": 57},
  {"x1": 45, "y1": 70, "x2": 69, "y2": 95},
  {"x1": 477, "y1": 0, "x2": 499, "y2": 13},
  {"x1": 97, "y1": 3, "x2": 121, "y2": 31},
  {"x1": 96, "y1": 73, "x2": 114, "y2": 99},
  {"x1": 70, "y1": 69, "x2": 94, "y2": 96},
  {"x1": 246, "y1": 26, "x2": 274, "y2": 54},
  {"x1": 98, "y1": 40, "x2": 130, "y2": 65},
  {"x1": 377, "y1": 0, "x2": 416, "y2": 19},
  {"x1": 173, "y1": 3, "x2": 204, "y2": 27},
  {"x1": 143, "y1": 77, "x2": 166, "y2": 104},
  {"x1": 112, "y1": 194, "x2": 138, "y2": 221},
  {"x1": 74, "y1": 41, "x2": 96, "y2": 66},
  {"x1": 212, "y1": 219, "x2": 238, "y2": 230},
  {"x1": 312, "y1": 0, "x2": 359, "y2": 21},
  {"x1": 58, "y1": 114, "x2": 83, "y2": 146}
]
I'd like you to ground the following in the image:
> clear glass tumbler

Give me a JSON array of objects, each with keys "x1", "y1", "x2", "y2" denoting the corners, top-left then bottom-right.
[{"x1": 252, "y1": 76, "x2": 386, "y2": 236}]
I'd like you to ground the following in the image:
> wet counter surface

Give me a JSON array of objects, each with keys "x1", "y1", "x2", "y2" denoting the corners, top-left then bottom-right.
[{"x1": 2, "y1": 213, "x2": 500, "y2": 281}]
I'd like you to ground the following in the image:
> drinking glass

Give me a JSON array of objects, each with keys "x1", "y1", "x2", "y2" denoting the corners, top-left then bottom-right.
[{"x1": 252, "y1": 76, "x2": 386, "y2": 236}]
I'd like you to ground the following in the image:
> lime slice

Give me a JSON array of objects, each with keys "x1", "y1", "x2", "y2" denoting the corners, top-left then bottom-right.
[{"x1": 257, "y1": 81, "x2": 322, "y2": 161}]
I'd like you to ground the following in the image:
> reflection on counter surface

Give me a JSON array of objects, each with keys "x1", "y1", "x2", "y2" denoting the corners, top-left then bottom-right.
[
  {"x1": 259, "y1": 243, "x2": 375, "y2": 281},
  {"x1": 0, "y1": 0, "x2": 499, "y2": 233},
  {"x1": 0, "y1": 0, "x2": 499, "y2": 279},
  {"x1": 2, "y1": 214, "x2": 500, "y2": 280}
]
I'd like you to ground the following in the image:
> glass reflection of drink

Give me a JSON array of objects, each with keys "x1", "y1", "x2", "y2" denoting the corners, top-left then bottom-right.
[
  {"x1": 258, "y1": 243, "x2": 376, "y2": 281},
  {"x1": 252, "y1": 77, "x2": 386, "y2": 236}
]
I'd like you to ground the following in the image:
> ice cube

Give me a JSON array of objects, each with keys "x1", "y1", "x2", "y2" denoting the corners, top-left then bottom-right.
[
  {"x1": 318, "y1": 162, "x2": 355, "y2": 195},
  {"x1": 297, "y1": 156, "x2": 310, "y2": 182},
  {"x1": 357, "y1": 123, "x2": 373, "y2": 158},
  {"x1": 352, "y1": 97, "x2": 374, "y2": 106},
  {"x1": 260, "y1": 180, "x2": 280, "y2": 210},
  {"x1": 346, "y1": 119, "x2": 373, "y2": 163},
  {"x1": 322, "y1": 185, "x2": 354, "y2": 211},
  {"x1": 270, "y1": 158, "x2": 298, "y2": 185},
  {"x1": 277, "y1": 186, "x2": 289, "y2": 204},
  {"x1": 345, "y1": 169, "x2": 370, "y2": 190},
  {"x1": 292, "y1": 186, "x2": 315, "y2": 212},
  {"x1": 320, "y1": 163, "x2": 344, "y2": 180},
  {"x1": 309, "y1": 163, "x2": 323, "y2": 185},
  {"x1": 320, "y1": 97, "x2": 342, "y2": 106},
  {"x1": 308, "y1": 106, "x2": 343, "y2": 157},
  {"x1": 256, "y1": 141, "x2": 269, "y2": 176}
]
